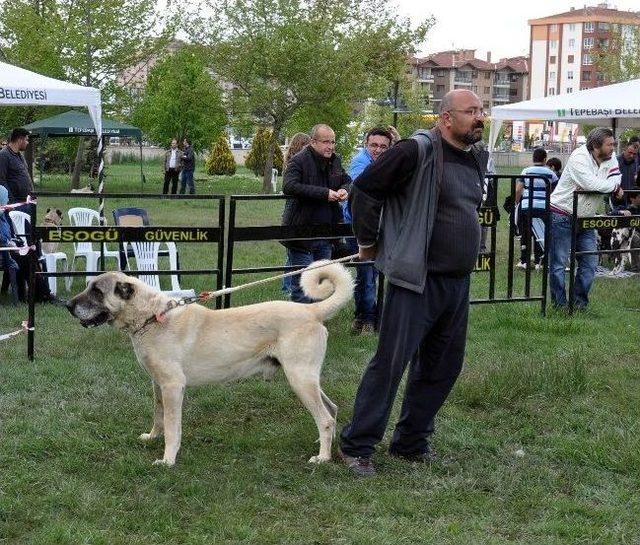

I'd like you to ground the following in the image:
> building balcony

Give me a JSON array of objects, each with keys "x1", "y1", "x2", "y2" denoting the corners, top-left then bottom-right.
[
  {"x1": 493, "y1": 79, "x2": 510, "y2": 87},
  {"x1": 492, "y1": 95, "x2": 510, "y2": 102},
  {"x1": 454, "y1": 78, "x2": 473, "y2": 86}
]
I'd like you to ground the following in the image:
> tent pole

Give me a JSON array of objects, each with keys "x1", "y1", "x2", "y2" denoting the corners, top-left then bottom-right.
[{"x1": 139, "y1": 140, "x2": 144, "y2": 194}]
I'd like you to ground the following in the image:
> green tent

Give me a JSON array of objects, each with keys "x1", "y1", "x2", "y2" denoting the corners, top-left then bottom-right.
[
  {"x1": 24, "y1": 110, "x2": 144, "y2": 189},
  {"x1": 24, "y1": 109, "x2": 142, "y2": 140}
]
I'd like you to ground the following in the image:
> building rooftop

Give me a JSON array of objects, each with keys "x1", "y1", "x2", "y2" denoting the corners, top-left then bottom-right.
[{"x1": 528, "y1": 5, "x2": 640, "y2": 25}]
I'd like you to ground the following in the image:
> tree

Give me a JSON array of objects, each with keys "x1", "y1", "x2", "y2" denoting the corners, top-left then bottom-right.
[
  {"x1": 193, "y1": 0, "x2": 431, "y2": 192},
  {"x1": 0, "y1": 0, "x2": 175, "y2": 188},
  {"x1": 132, "y1": 47, "x2": 227, "y2": 151},
  {"x1": 205, "y1": 135, "x2": 236, "y2": 176},
  {"x1": 596, "y1": 26, "x2": 640, "y2": 82},
  {"x1": 245, "y1": 127, "x2": 283, "y2": 178}
]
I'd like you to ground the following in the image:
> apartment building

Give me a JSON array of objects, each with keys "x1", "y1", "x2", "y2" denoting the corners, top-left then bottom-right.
[
  {"x1": 410, "y1": 50, "x2": 529, "y2": 114},
  {"x1": 528, "y1": 4, "x2": 640, "y2": 99}
]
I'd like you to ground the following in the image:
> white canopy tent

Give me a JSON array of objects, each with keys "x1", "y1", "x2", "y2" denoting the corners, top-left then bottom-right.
[
  {"x1": 0, "y1": 61, "x2": 106, "y2": 219},
  {"x1": 0, "y1": 61, "x2": 102, "y2": 136},
  {"x1": 489, "y1": 78, "x2": 640, "y2": 152}
]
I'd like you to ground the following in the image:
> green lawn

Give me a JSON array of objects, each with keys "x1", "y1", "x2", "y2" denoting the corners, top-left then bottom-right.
[{"x1": 1, "y1": 163, "x2": 639, "y2": 544}]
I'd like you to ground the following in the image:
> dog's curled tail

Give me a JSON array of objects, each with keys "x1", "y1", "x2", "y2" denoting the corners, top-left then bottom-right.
[{"x1": 300, "y1": 260, "x2": 354, "y2": 321}]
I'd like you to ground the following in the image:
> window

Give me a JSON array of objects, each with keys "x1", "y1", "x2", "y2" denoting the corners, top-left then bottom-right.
[
  {"x1": 510, "y1": 73, "x2": 519, "y2": 82},
  {"x1": 550, "y1": 40, "x2": 558, "y2": 50},
  {"x1": 472, "y1": 85, "x2": 478, "y2": 93},
  {"x1": 584, "y1": 22, "x2": 594, "y2": 33},
  {"x1": 436, "y1": 84, "x2": 445, "y2": 92},
  {"x1": 483, "y1": 101, "x2": 490, "y2": 109},
  {"x1": 582, "y1": 71, "x2": 591, "y2": 81},
  {"x1": 568, "y1": 38, "x2": 575, "y2": 49},
  {"x1": 484, "y1": 72, "x2": 491, "y2": 79},
  {"x1": 550, "y1": 55, "x2": 556, "y2": 64},
  {"x1": 484, "y1": 86, "x2": 491, "y2": 94},
  {"x1": 510, "y1": 88, "x2": 518, "y2": 96},
  {"x1": 596, "y1": 72, "x2": 605, "y2": 82},
  {"x1": 568, "y1": 55, "x2": 574, "y2": 63},
  {"x1": 598, "y1": 22, "x2": 609, "y2": 30},
  {"x1": 567, "y1": 70, "x2": 574, "y2": 79},
  {"x1": 436, "y1": 70, "x2": 445, "y2": 77},
  {"x1": 582, "y1": 54, "x2": 593, "y2": 65},
  {"x1": 549, "y1": 71, "x2": 556, "y2": 80},
  {"x1": 548, "y1": 88, "x2": 556, "y2": 95},
  {"x1": 599, "y1": 39, "x2": 609, "y2": 48},
  {"x1": 583, "y1": 37, "x2": 594, "y2": 49},
  {"x1": 550, "y1": 24, "x2": 558, "y2": 32},
  {"x1": 566, "y1": 87, "x2": 573, "y2": 93},
  {"x1": 569, "y1": 23, "x2": 576, "y2": 31}
]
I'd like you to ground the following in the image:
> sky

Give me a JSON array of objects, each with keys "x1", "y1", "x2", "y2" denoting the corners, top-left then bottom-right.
[{"x1": 395, "y1": 0, "x2": 640, "y2": 61}]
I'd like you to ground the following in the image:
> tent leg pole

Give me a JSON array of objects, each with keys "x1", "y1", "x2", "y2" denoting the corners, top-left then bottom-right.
[{"x1": 140, "y1": 142, "x2": 143, "y2": 194}]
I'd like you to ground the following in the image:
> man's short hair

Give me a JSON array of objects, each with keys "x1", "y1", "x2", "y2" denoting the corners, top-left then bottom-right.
[
  {"x1": 366, "y1": 127, "x2": 392, "y2": 143},
  {"x1": 310, "y1": 124, "x2": 333, "y2": 139},
  {"x1": 628, "y1": 135, "x2": 639, "y2": 145},
  {"x1": 9, "y1": 128, "x2": 30, "y2": 142},
  {"x1": 532, "y1": 147, "x2": 547, "y2": 163},
  {"x1": 586, "y1": 127, "x2": 614, "y2": 151},
  {"x1": 183, "y1": 137, "x2": 191, "y2": 145}
]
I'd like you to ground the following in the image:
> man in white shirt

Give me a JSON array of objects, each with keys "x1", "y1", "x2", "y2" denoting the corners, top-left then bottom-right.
[
  {"x1": 163, "y1": 139, "x2": 181, "y2": 195},
  {"x1": 549, "y1": 127, "x2": 623, "y2": 310}
]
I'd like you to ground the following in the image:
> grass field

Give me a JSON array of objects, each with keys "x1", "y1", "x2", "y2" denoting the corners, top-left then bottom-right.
[{"x1": 1, "y1": 163, "x2": 639, "y2": 544}]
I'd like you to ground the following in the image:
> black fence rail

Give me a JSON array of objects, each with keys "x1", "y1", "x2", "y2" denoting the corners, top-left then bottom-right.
[
  {"x1": 24, "y1": 192, "x2": 226, "y2": 360},
  {"x1": 569, "y1": 189, "x2": 640, "y2": 313}
]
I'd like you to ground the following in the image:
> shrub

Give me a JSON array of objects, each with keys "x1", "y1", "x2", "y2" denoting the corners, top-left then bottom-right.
[
  {"x1": 245, "y1": 127, "x2": 283, "y2": 178},
  {"x1": 205, "y1": 135, "x2": 236, "y2": 175}
]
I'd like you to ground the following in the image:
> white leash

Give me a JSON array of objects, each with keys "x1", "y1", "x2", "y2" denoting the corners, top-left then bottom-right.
[
  {"x1": 197, "y1": 253, "x2": 360, "y2": 301},
  {"x1": 0, "y1": 321, "x2": 33, "y2": 342}
]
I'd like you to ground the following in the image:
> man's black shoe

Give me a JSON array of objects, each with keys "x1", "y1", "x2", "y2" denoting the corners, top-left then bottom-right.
[
  {"x1": 338, "y1": 449, "x2": 376, "y2": 477},
  {"x1": 389, "y1": 448, "x2": 436, "y2": 464}
]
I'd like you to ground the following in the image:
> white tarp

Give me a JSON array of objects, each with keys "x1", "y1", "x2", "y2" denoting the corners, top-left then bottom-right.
[
  {"x1": 0, "y1": 61, "x2": 102, "y2": 136},
  {"x1": 489, "y1": 78, "x2": 640, "y2": 151}
]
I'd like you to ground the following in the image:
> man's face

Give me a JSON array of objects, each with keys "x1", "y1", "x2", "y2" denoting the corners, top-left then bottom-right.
[
  {"x1": 171, "y1": 139, "x2": 177, "y2": 149},
  {"x1": 310, "y1": 128, "x2": 336, "y2": 159},
  {"x1": 183, "y1": 139, "x2": 189, "y2": 147},
  {"x1": 444, "y1": 94, "x2": 485, "y2": 146},
  {"x1": 623, "y1": 144, "x2": 636, "y2": 161},
  {"x1": 365, "y1": 134, "x2": 391, "y2": 161},
  {"x1": 16, "y1": 135, "x2": 29, "y2": 151},
  {"x1": 595, "y1": 136, "x2": 616, "y2": 162}
]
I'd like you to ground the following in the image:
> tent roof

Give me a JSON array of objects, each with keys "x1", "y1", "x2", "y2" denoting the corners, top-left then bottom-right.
[
  {"x1": 490, "y1": 78, "x2": 640, "y2": 128},
  {"x1": 24, "y1": 110, "x2": 142, "y2": 139},
  {"x1": 0, "y1": 61, "x2": 102, "y2": 136}
]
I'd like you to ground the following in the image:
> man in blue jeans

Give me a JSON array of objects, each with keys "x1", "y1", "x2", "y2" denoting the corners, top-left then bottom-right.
[
  {"x1": 549, "y1": 127, "x2": 622, "y2": 310},
  {"x1": 281, "y1": 124, "x2": 351, "y2": 302},
  {"x1": 179, "y1": 138, "x2": 196, "y2": 195},
  {"x1": 343, "y1": 127, "x2": 397, "y2": 334}
]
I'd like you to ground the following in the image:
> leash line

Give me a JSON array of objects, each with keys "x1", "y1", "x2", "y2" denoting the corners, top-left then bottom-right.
[{"x1": 0, "y1": 321, "x2": 33, "y2": 342}]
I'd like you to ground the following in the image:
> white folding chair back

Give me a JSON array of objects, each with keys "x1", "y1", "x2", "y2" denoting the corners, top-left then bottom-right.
[
  {"x1": 531, "y1": 218, "x2": 545, "y2": 251},
  {"x1": 130, "y1": 241, "x2": 161, "y2": 290},
  {"x1": 68, "y1": 207, "x2": 100, "y2": 285},
  {"x1": 8, "y1": 210, "x2": 29, "y2": 245},
  {"x1": 162, "y1": 242, "x2": 183, "y2": 292}
]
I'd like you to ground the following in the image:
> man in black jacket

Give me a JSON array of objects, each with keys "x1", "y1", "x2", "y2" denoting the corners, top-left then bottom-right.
[
  {"x1": 0, "y1": 128, "x2": 33, "y2": 204},
  {"x1": 282, "y1": 124, "x2": 350, "y2": 302},
  {"x1": 179, "y1": 137, "x2": 196, "y2": 195},
  {"x1": 339, "y1": 90, "x2": 488, "y2": 477}
]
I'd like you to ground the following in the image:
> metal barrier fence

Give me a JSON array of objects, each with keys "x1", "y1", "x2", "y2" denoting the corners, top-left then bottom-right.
[
  {"x1": 569, "y1": 189, "x2": 640, "y2": 313},
  {"x1": 25, "y1": 192, "x2": 226, "y2": 360}
]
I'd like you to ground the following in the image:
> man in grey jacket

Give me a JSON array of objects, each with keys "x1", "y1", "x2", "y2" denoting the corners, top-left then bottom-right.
[{"x1": 339, "y1": 90, "x2": 488, "y2": 477}]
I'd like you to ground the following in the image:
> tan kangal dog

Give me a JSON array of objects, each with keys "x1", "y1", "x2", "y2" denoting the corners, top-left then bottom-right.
[{"x1": 66, "y1": 262, "x2": 354, "y2": 467}]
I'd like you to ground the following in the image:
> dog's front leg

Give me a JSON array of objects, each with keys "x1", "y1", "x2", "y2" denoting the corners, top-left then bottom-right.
[
  {"x1": 153, "y1": 382, "x2": 185, "y2": 467},
  {"x1": 139, "y1": 382, "x2": 164, "y2": 443}
]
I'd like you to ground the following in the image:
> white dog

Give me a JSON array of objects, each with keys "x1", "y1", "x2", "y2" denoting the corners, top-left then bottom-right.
[
  {"x1": 67, "y1": 262, "x2": 354, "y2": 467},
  {"x1": 611, "y1": 227, "x2": 640, "y2": 274}
]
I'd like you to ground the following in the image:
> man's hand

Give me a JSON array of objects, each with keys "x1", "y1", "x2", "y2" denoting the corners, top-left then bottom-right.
[
  {"x1": 327, "y1": 189, "x2": 341, "y2": 202},
  {"x1": 336, "y1": 188, "x2": 348, "y2": 201},
  {"x1": 620, "y1": 209, "x2": 632, "y2": 216},
  {"x1": 358, "y1": 245, "x2": 377, "y2": 261},
  {"x1": 387, "y1": 126, "x2": 401, "y2": 145}
]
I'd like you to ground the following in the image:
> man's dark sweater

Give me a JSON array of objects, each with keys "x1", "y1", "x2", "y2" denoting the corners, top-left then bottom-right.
[
  {"x1": 0, "y1": 146, "x2": 33, "y2": 203},
  {"x1": 617, "y1": 153, "x2": 638, "y2": 190},
  {"x1": 352, "y1": 138, "x2": 484, "y2": 276}
]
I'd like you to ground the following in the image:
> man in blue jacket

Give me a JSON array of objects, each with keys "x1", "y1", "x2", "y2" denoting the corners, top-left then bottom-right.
[
  {"x1": 339, "y1": 90, "x2": 488, "y2": 477},
  {"x1": 343, "y1": 127, "x2": 396, "y2": 334}
]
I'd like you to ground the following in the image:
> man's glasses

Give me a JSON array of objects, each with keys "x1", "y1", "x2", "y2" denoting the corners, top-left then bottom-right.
[
  {"x1": 367, "y1": 143, "x2": 389, "y2": 151},
  {"x1": 447, "y1": 108, "x2": 487, "y2": 118}
]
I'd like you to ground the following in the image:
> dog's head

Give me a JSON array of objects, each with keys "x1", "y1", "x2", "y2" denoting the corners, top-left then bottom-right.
[
  {"x1": 611, "y1": 228, "x2": 631, "y2": 251},
  {"x1": 43, "y1": 208, "x2": 63, "y2": 227},
  {"x1": 66, "y1": 272, "x2": 160, "y2": 330}
]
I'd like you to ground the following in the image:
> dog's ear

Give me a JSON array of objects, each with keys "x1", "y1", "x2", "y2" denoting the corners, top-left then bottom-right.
[
  {"x1": 46, "y1": 207, "x2": 51, "y2": 213},
  {"x1": 114, "y1": 281, "x2": 135, "y2": 300},
  {"x1": 56, "y1": 209, "x2": 62, "y2": 217}
]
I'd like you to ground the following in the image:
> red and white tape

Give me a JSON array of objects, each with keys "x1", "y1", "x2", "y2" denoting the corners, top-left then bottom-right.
[
  {"x1": 0, "y1": 321, "x2": 33, "y2": 342},
  {"x1": 0, "y1": 195, "x2": 37, "y2": 211}
]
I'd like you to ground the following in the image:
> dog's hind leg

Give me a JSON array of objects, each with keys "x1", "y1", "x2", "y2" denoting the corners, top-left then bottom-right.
[
  {"x1": 320, "y1": 389, "x2": 337, "y2": 420},
  {"x1": 278, "y1": 326, "x2": 335, "y2": 464},
  {"x1": 153, "y1": 381, "x2": 185, "y2": 467},
  {"x1": 139, "y1": 381, "x2": 164, "y2": 443}
]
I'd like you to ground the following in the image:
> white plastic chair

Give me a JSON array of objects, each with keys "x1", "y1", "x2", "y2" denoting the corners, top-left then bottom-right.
[
  {"x1": 9, "y1": 210, "x2": 70, "y2": 296},
  {"x1": 68, "y1": 207, "x2": 120, "y2": 285},
  {"x1": 531, "y1": 218, "x2": 545, "y2": 251},
  {"x1": 130, "y1": 241, "x2": 195, "y2": 298}
]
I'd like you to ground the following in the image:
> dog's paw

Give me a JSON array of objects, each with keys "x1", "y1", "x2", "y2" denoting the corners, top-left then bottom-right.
[
  {"x1": 308, "y1": 454, "x2": 331, "y2": 464},
  {"x1": 152, "y1": 458, "x2": 175, "y2": 467},
  {"x1": 138, "y1": 432, "x2": 159, "y2": 443}
]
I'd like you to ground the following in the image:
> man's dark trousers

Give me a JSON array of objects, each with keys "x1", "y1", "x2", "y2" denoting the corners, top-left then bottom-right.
[
  {"x1": 340, "y1": 273, "x2": 470, "y2": 458},
  {"x1": 163, "y1": 168, "x2": 179, "y2": 194}
]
